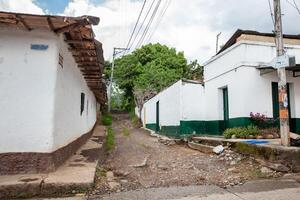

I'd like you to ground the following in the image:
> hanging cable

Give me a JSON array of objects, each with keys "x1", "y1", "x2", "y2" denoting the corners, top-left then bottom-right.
[
  {"x1": 135, "y1": 0, "x2": 162, "y2": 48},
  {"x1": 124, "y1": 0, "x2": 147, "y2": 52},
  {"x1": 127, "y1": 0, "x2": 157, "y2": 52},
  {"x1": 145, "y1": 0, "x2": 171, "y2": 44}
]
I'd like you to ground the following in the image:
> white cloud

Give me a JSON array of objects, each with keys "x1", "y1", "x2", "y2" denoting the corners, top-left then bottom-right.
[
  {"x1": 1, "y1": 0, "x2": 300, "y2": 63},
  {"x1": 0, "y1": 0, "x2": 44, "y2": 14}
]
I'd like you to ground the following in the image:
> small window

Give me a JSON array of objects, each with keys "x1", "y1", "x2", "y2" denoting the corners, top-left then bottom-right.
[
  {"x1": 80, "y1": 93, "x2": 85, "y2": 115},
  {"x1": 59, "y1": 53, "x2": 63, "y2": 68},
  {"x1": 86, "y1": 99, "x2": 89, "y2": 116}
]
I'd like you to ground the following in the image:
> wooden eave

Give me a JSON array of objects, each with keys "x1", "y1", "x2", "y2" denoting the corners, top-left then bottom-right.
[{"x1": 0, "y1": 11, "x2": 106, "y2": 103}]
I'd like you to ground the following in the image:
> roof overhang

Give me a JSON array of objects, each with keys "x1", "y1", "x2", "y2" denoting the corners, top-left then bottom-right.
[
  {"x1": 0, "y1": 11, "x2": 106, "y2": 104},
  {"x1": 257, "y1": 64, "x2": 300, "y2": 76}
]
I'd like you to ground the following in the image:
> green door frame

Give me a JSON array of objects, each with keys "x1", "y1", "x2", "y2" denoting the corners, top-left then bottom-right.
[
  {"x1": 156, "y1": 101, "x2": 160, "y2": 132},
  {"x1": 223, "y1": 87, "x2": 229, "y2": 129}
]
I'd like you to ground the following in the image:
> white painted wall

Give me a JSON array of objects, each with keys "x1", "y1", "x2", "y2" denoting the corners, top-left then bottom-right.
[
  {"x1": 52, "y1": 35, "x2": 97, "y2": 151},
  {"x1": 141, "y1": 80, "x2": 205, "y2": 127},
  {"x1": 142, "y1": 80, "x2": 181, "y2": 127},
  {"x1": 181, "y1": 81, "x2": 205, "y2": 121},
  {"x1": 0, "y1": 27, "x2": 98, "y2": 153},
  {"x1": 204, "y1": 40, "x2": 300, "y2": 120},
  {"x1": 0, "y1": 28, "x2": 57, "y2": 153}
]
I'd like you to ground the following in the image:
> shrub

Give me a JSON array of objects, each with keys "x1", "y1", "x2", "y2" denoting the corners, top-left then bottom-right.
[
  {"x1": 223, "y1": 125, "x2": 260, "y2": 139},
  {"x1": 250, "y1": 112, "x2": 278, "y2": 129},
  {"x1": 101, "y1": 113, "x2": 112, "y2": 126},
  {"x1": 105, "y1": 127, "x2": 115, "y2": 151}
]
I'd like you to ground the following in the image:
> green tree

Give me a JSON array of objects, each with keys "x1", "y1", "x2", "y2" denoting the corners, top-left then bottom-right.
[{"x1": 111, "y1": 43, "x2": 202, "y2": 114}]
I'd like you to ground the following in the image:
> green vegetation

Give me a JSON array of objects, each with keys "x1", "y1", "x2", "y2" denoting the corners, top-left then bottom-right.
[
  {"x1": 223, "y1": 125, "x2": 260, "y2": 139},
  {"x1": 249, "y1": 168, "x2": 268, "y2": 179},
  {"x1": 129, "y1": 109, "x2": 140, "y2": 126},
  {"x1": 105, "y1": 127, "x2": 115, "y2": 151},
  {"x1": 104, "y1": 43, "x2": 203, "y2": 112},
  {"x1": 95, "y1": 166, "x2": 107, "y2": 177},
  {"x1": 122, "y1": 128, "x2": 130, "y2": 137},
  {"x1": 101, "y1": 113, "x2": 112, "y2": 126}
]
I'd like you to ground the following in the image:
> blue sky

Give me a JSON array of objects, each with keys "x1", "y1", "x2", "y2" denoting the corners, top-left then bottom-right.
[{"x1": 35, "y1": 0, "x2": 104, "y2": 14}]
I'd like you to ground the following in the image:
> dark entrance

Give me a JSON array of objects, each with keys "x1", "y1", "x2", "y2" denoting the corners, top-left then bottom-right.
[
  {"x1": 223, "y1": 87, "x2": 229, "y2": 129},
  {"x1": 156, "y1": 101, "x2": 160, "y2": 132}
]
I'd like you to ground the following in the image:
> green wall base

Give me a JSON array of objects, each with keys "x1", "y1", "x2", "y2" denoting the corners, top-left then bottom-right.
[{"x1": 146, "y1": 117, "x2": 300, "y2": 138}]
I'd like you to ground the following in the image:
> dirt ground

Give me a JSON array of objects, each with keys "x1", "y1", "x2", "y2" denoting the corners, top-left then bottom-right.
[{"x1": 90, "y1": 113, "x2": 282, "y2": 196}]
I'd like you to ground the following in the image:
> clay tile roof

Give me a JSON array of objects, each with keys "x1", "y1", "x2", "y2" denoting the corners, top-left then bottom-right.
[
  {"x1": 218, "y1": 29, "x2": 300, "y2": 55},
  {"x1": 0, "y1": 11, "x2": 106, "y2": 104}
]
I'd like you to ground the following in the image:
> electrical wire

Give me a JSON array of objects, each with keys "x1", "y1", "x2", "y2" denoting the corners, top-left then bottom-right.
[
  {"x1": 268, "y1": 0, "x2": 275, "y2": 27},
  {"x1": 127, "y1": 0, "x2": 157, "y2": 52},
  {"x1": 286, "y1": 0, "x2": 300, "y2": 15},
  {"x1": 145, "y1": 0, "x2": 171, "y2": 44},
  {"x1": 135, "y1": 0, "x2": 162, "y2": 48},
  {"x1": 124, "y1": 0, "x2": 147, "y2": 52}
]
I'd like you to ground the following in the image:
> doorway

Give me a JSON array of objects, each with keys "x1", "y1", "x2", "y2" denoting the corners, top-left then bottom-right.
[
  {"x1": 156, "y1": 101, "x2": 160, "y2": 132},
  {"x1": 223, "y1": 87, "x2": 229, "y2": 129}
]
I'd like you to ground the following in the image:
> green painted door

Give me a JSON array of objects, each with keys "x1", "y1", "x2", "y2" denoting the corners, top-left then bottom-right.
[
  {"x1": 156, "y1": 101, "x2": 160, "y2": 132},
  {"x1": 223, "y1": 88, "x2": 229, "y2": 129}
]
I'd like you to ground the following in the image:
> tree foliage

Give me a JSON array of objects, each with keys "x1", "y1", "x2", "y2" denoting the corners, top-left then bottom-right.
[{"x1": 107, "y1": 43, "x2": 203, "y2": 112}]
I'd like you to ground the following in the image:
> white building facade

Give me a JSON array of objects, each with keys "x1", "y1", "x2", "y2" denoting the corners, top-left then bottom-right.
[
  {"x1": 0, "y1": 12, "x2": 106, "y2": 174},
  {"x1": 141, "y1": 30, "x2": 300, "y2": 138}
]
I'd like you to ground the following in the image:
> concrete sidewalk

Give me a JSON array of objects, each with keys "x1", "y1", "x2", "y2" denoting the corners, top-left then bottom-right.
[
  {"x1": 0, "y1": 125, "x2": 106, "y2": 199},
  {"x1": 35, "y1": 179, "x2": 300, "y2": 200}
]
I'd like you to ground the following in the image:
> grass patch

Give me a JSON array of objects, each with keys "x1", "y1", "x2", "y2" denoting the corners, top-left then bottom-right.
[
  {"x1": 122, "y1": 127, "x2": 130, "y2": 136},
  {"x1": 235, "y1": 142, "x2": 258, "y2": 155},
  {"x1": 95, "y1": 166, "x2": 107, "y2": 177},
  {"x1": 105, "y1": 127, "x2": 115, "y2": 151},
  {"x1": 249, "y1": 168, "x2": 268, "y2": 179},
  {"x1": 129, "y1": 109, "x2": 140, "y2": 127},
  {"x1": 101, "y1": 113, "x2": 112, "y2": 126}
]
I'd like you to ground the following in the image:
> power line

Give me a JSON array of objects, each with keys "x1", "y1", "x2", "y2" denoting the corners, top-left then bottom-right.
[
  {"x1": 268, "y1": 0, "x2": 275, "y2": 26},
  {"x1": 127, "y1": 0, "x2": 157, "y2": 52},
  {"x1": 286, "y1": 0, "x2": 300, "y2": 15},
  {"x1": 145, "y1": 0, "x2": 171, "y2": 44},
  {"x1": 135, "y1": 0, "x2": 162, "y2": 48},
  {"x1": 124, "y1": 0, "x2": 147, "y2": 52}
]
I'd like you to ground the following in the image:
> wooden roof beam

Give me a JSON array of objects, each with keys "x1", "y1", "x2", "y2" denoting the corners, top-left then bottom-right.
[
  {"x1": 69, "y1": 48, "x2": 96, "y2": 51},
  {"x1": 76, "y1": 61, "x2": 99, "y2": 65},
  {"x1": 65, "y1": 39, "x2": 94, "y2": 44},
  {"x1": 16, "y1": 15, "x2": 31, "y2": 31},
  {"x1": 47, "y1": 17, "x2": 55, "y2": 31},
  {"x1": 55, "y1": 22, "x2": 84, "y2": 33}
]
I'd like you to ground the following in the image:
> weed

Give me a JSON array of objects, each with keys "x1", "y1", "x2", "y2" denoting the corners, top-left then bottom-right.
[
  {"x1": 129, "y1": 109, "x2": 140, "y2": 127},
  {"x1": 122, "y1": 128, "x2": 130, "y2": 136},
  {"x1": 101, "y1": 113, "x2": 112, "y2": 126},
  {"x1": 105, "y1": 127, "x2": 115, "y2": 151},
  {"x1": 95, "y1": 166, "x2": 107, "y2": 177},
  {"x1": 249, "y1": 168, "x2": 268, "y2": 179}
]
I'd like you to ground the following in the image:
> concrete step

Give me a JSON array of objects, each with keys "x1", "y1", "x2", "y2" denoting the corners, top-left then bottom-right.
[{"x1": 187, "y1": 141, "x2": 214, "y2": 154}]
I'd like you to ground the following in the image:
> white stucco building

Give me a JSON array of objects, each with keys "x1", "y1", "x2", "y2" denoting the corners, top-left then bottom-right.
[
  {"x1": 140, "y1": 30, "x2": 300, "y2": 138},
  {"x1": 0, "y1": 11, "x2": 106, "y2": 174}
]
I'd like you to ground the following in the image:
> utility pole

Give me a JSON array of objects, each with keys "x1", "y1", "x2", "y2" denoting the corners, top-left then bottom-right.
[
  {"x1": 273, "y1": 0, "x2": 290, "y2": 146},
  {"x1": 216, "y1": 32, "x2": 221, "y2": 54},
  {"x1": 108, "y1": 47, "x2": 129, "y2": 113}
]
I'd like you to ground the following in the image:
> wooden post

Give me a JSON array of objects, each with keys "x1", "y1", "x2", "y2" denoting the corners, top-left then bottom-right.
[{"x1": 273, "y1": 0, "x2": 290, "y2": 146}]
